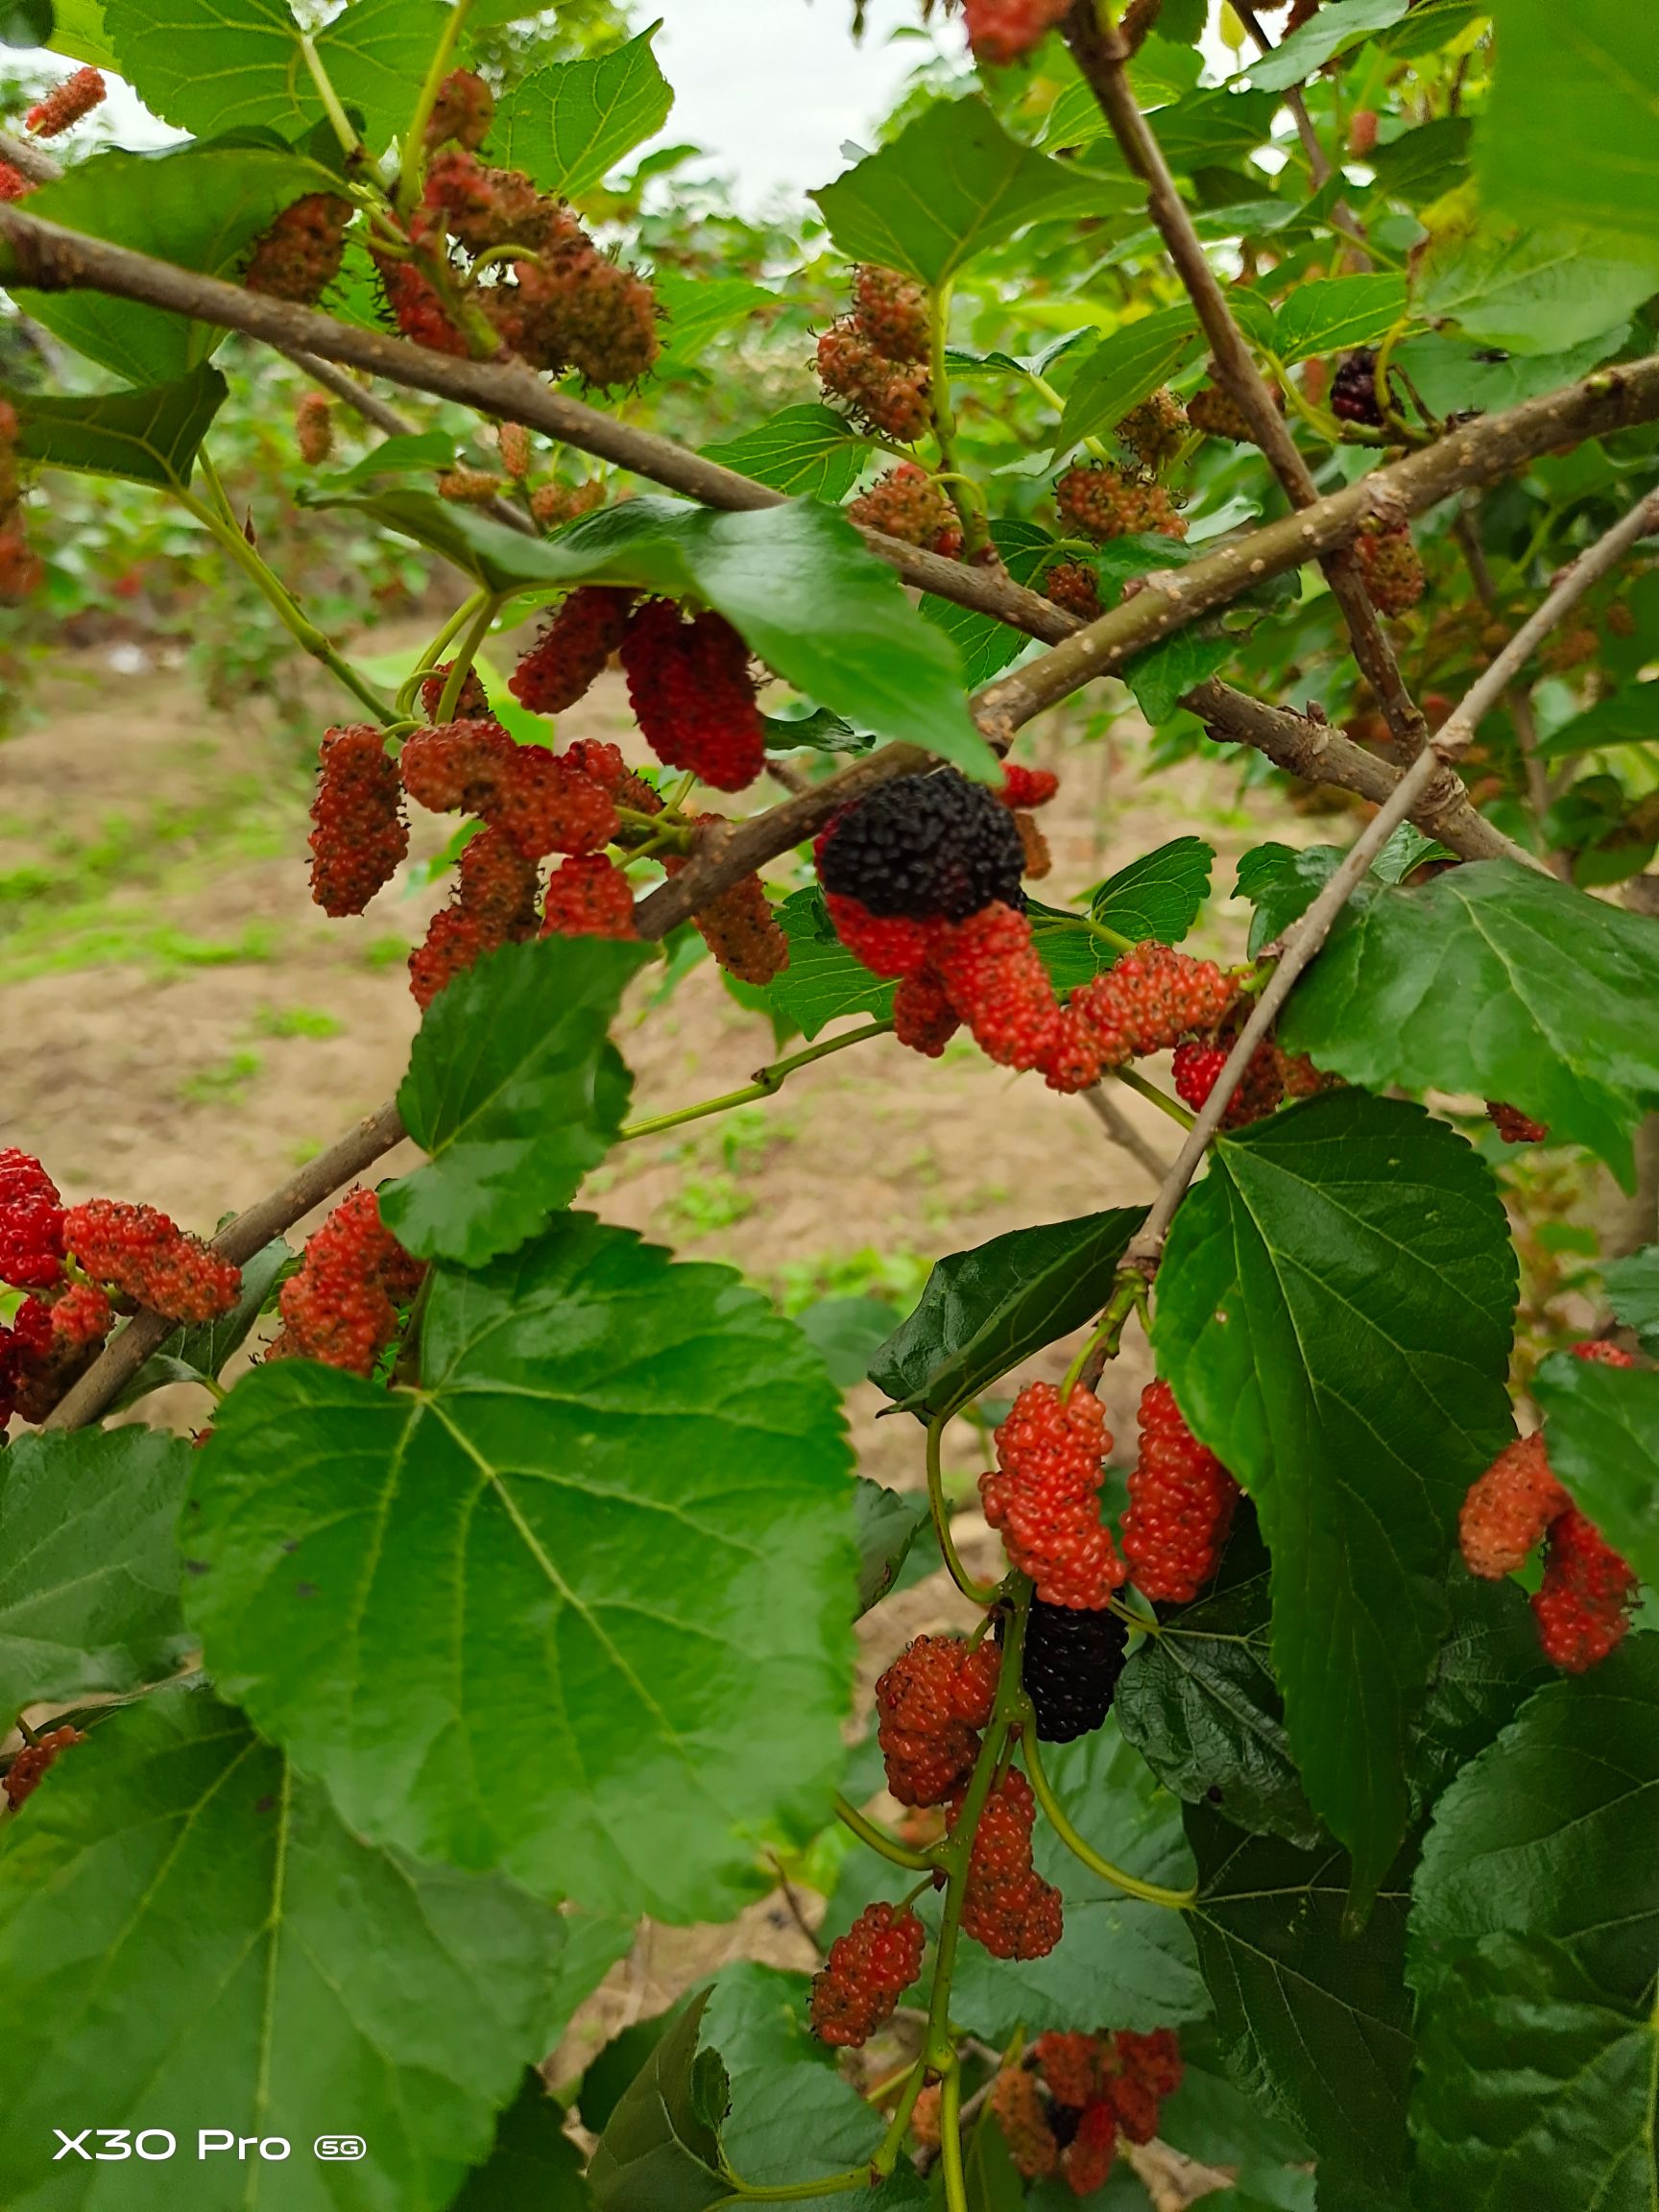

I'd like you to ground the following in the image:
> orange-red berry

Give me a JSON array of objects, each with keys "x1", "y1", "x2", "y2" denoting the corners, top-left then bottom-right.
[
  {"x1": 308, "y1": 726, "x2": 408, "y2": 917},
  {"x1": 1120, "y1": 1380, "x2": 1240, "y2": 1602}
]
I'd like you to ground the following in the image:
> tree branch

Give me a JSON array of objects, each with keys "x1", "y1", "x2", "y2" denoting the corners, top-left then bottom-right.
[
  {"x1": 1062, "y1": 0, "x2": 1421, "y2": 754},
  {"x1": 1120, "y1": 483, "x2": 1659, "y2": 1275}
]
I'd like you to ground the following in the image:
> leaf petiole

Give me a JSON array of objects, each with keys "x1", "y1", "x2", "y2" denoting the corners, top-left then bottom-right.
[{"x1": 1020, "y1": 1715, "x2": 1196, "y2": 1909}]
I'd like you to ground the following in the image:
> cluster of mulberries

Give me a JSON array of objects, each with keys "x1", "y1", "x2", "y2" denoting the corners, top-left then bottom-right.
[
  {"x1": 389, "y1": 711, "x2": 628, "y2": 1003},
  {"x1": 530, "y1": 477, "x2": 606, "y2": 531},
  {"x1": 0, "y1": 1153, "x2": 246, "y2": 1423},
  {"x1": 1459, "y1": 1343, "x2": 1641, "y2": 1671},
  {"x1": 270, "y1": 1188, "x2": 424, "y2": 1377},
  {"x1": 1055, "y1": 462, "x2": 1186, "y2": 543},
  {"x1": 307, "y1": 726, "x2": 410, "y2": 918},
  {"x1": 1170, "y1": 1032, "x2": 1330, "y2": 1126},
  {"x1": 955, "y1": 1767, "x2": 1064, "y2": 1959},
  {"x1": 437, "y1": 465, "x2": 504, "y2": 505},
  {"x1": 808, "y1": 1901, "x2": 926, "y2": 2047},
  {"x1": 1028, "y1": 2029, "x2": 1184, "y2": 2192},
  {"x1": 380, "y1": 131, "x2": 658, "y2": 385},
  {"x1": 62, "y1": 1200, "x2": 241, "y2": 1324},
  {"x1": 1019, "y1": 1598, "x2": 1129, "y2": 1742},
  {"x1": 875, "y1": 1634, "x2": 1001, "y2": 1806},
  {"x1": 848, "y1": 463, "x2": 963, "y2": 556},
  {"x1": 1120, "y1": 1381, "x2": 1239, "y2": 1602},
  {"x1": 1049, "y1": 945, "x2": 1239, "y2": 1095},
  {"x1": 817, "y1": 267, "x2": 932, "y2": 443},
  {"x1": 244, "y1": 194, "x2": 353, "y2": 305},
  {"x1": 962, "y1": 0, "x2": 1075, "y2": 64},
  {"x1": 1356, "y1": 520, "x2": 1425, "y2": 617},
  {"x1": 4, "y1": 1724, "x2": 84, "y2": 1811},
  {"x1": 25, "y1": 65, "x2": 105, "y2": 137},
  {"x1": 981, "y1": 1382, "x2": 1125, "y2": 1608}
]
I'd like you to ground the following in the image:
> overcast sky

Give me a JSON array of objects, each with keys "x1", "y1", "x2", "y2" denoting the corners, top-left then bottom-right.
[
  {"x1": 15, "y1": 2, "x2": 943, "y2": 206},
  {"x1": 648, "y1": 1, "x2": 939, "y2": 204}
]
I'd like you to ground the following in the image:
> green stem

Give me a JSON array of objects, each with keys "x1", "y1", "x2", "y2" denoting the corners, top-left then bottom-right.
[
  {"x1": 399, "y1": 0, "x2": 478, "y2": 209},
  {"x1": 1021, "y1": 1719, "x2": 1196, "y2": 1908},
  {"x1": 618, "y1": 1020, "x2": 894, "y2": 1142},
  {"x1": 1026, "y1": 369, "x2": 1113, "y2": 465},
  {"x1": 1046, "y1": 911, "x2": 1139, "y2": 956},
  {"x1": 718, "y1": 2169, "x2": 874, "y2": 2204},
  {"x1": 298, "y1": 33, "x2": 364, "y2": 163},
  {"x1": 925, "y1": 1599, "x2": 1028, "y2": 2072},
  {"x1": 926, "y1": 1414, "x2": 1002, "y2": 1608},
  {"x1": 1059, "y1": 1271, "x2": 1145, "y2": 1400},
  {"x1": 176, "y1": 479, "x2": 393, "y2": 726},
  {"x1": 397, "y1": 591, "x2": 487, "y2": 716},
  {"x1": 938, "y1": 2056, "x2": 968, "y2": 2212},
  {"x1": 436, "y1": 591, "x2": 500, "y2": 722},
  {"x1": 927, "y1": 281, "x2": 988, "y2": 558},
  {"x1": 834, "y1": 1793, "x2": 936, "y2": 1872},
  {"x1": 871, "y1": 2061, "x2": 927, "y2": 2178},
  {"x1": 1110, "y1": 1064, "x2": 1195, "y2": 1129}
]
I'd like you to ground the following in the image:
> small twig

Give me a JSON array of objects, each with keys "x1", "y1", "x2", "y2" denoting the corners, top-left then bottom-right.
[
  {"x1": 1121, "y1": 485, "x2": 1659, "y2": 1275},
  {"x1": 767, "y1": 1855, "x2": 826, "y2": 1958},
  {"x1": 1062, "y1": 2, "x2": 1420, "y2": 756},
  {"x1": 1081, "y1": 1087, "x2": 1173, "y2": 1182}
]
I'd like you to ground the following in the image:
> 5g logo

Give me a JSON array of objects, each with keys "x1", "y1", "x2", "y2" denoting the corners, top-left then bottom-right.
[{"x1": 314, "y1": 2137, "x2": 367, "y2": 2161}]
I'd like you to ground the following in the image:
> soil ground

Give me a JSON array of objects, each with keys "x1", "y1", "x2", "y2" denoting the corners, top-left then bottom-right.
[{"x1": 0, "y1": 626, "x2": 1318, "y2": 2203}]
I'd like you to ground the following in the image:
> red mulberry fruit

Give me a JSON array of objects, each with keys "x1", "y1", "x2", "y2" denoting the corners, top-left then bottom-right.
[
  {"x1": 963, "y1": 0, "x2": 1074, "y2": 64},
  {"x1": 1117, "y1": 388, "x2": 1188, "y2": 469},
  {"x1": 245, "y1": 194, "x2": 351, "y2": 304},
  {"x1": 9, "y1": 1283, "x2": 114, "y2": 1422},
  {"x1": 1532, "y1": 1506, "x2": 1638, "y2": 1672},
  {"x1": 295, "y1": 391, "x2": 333, "y2": 466},
  {"x1": 1172, "y1": 1040, "x2": 1230, "y2": 1112},
  {"x1": 425, "y1": 66, "x2": 494, "y2": 151},
  {"x1": 999, "y1": 764, "x2": 1059, "y2": 811},
  {"x1": 852, "y1": 265, "x2": 930, "y2": 364},
  {"x1": 26, "y1": 66, "x2": 106, "y2": 137},
  {"x1": 4, "y1": 1725, "x2": 84, "y2": 1810},
  {"x1": 825, "y1": 892, "x2": 945, "y2": 981},
  {"x1": 0, "y1": 162, "x2": 33, "y2": 202},
  {"x1": 957, "y1": 1769, "x2": 1064, "y2": 1960},
  {"x1": 1120, "y1": 1379, "x2": 1240, "y2": 1602},
  {"x1": 63, "y1": 1200, "x2": 239, "y2": 1325},
  {"x1": 1115, "y1": 2027, "x2": 1182, "y2": 2100},
  {"x1": 1066, "y1": 945, "x2": 1238, "y2": 1070},
  {"x1": 1356, "y1": 522, "x2": 1424, "y2": 617},
  {"x1": 0, "y1": 1148, "x2": 65, "y2": 1289},
  {"x1": 541, "y1": 854, "x2": 637, "y2": 939},
  {"x1": 848, "y1": 463, "x2": 961, "y2": 556},
  {"x1": 1572, "y1": 1340, "x2": 1636, "y2": 1369},
  {"x1": 509, "y1": 587, "x2": 635, "y2": 715},
  {"x1": 308, "y1": 726, "x2": 408, "y2": 917},
  {"x1": 981, "y1": 1381, "x2": 1126, "y2": 1609},
  {"x1": 420, "y1": 661, "x2": 492, "y2": 723},
  {"x1": 274, "y1": 1188, "x2": 424, "y2": 1378},
  {"x1": 1056, "y1": 462, "x2": 1185, "y2": 543},
  {"x1": 1487, "y1": 1100, "x2": 1548, "y2": 1144},
  {"x1": 1459, "y1": 1433, "x2": 1569, "y2": 1579},
  {"x1": 373, "y1": 256, "x2": 469, "y2": 356},
  {"x1": 875, "y1": 1634, "x2": 1000, "y2": 1807},
  {"x1": 688, "y1": 872, "x2": 789, "y2": 986},
  {"x1": 935, "y1": 903, "x2": 1062, "y2": 1071},
  {"x1": 621, "y1": 600, "x2": 767, "y2": 792},
  {"x1": 808, "y1": 1902, "x2": 926, "y2": 2047},
  {"x1": 493, "y1": 745, "x2": 617, "y2": 858},
  {"x1": 1044, "y1": 560, "x2": 1102, "y2": 620},
  {"x1": 816, "y1": 322, "x2": 931, "y2": 443},
  {"x1": 893, "y1": 965, "x2": 961, "y2": 1057},
  {"x1": 989, "y1": 2069, "x2": 1059, "y2": 2177},
  {"x1": 1062, "y1": 2101, "x2": 1117, "y2": 2197},
  {"x1": 397, "y1": 718, "x2": 517, "y2": 816},
  {"x1": 1035, "y1": 2032, "x2": 1100, "y2": 2112}
]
